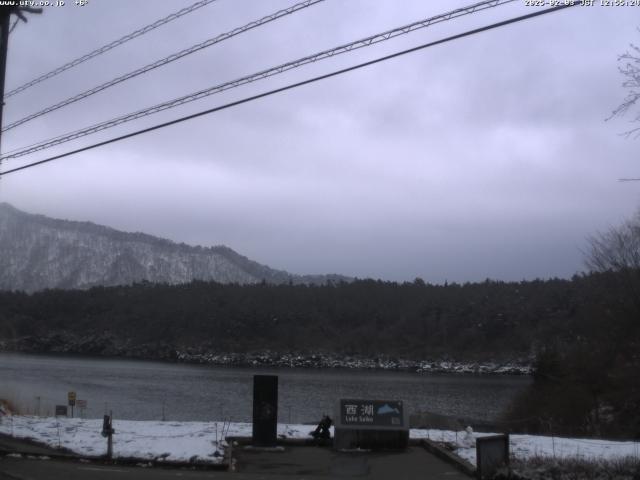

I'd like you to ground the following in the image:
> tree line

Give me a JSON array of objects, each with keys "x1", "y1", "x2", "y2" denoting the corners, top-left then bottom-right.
[{"x1": 0, "y1": 274, "x2": 618, "y2": 360}]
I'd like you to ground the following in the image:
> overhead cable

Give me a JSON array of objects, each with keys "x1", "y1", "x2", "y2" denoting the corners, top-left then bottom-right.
[
  {"x1": 0, "y1": 4, "x2": 579, "y2": 177},
  {"x1": 3, "y1": 0, "x2": 219, "y2": 99},
  {"x1": 2, "y1": 0, "x2": 325, "y2": 132},
  {"x1": 1, "y1": 0, "x2": 517, "y2": 157}
]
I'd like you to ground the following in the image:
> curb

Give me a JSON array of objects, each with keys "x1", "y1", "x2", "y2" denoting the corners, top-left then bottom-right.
[
  {"x1": 0, "y1": 432, "x2": 75, "y2": 456},
  {"x1": 420, "y1": 439, "x2": 476, "y2": 477},
  {"x1": 227, "y1": 435, "x2": 332, "y2": 447},
  {"x1": 0, "y1": 434, "x2": 229, "y2": 471}
]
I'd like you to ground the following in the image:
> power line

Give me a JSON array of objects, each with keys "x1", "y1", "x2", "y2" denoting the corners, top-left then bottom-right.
[
  {"x1": 3, "y1": 0, "x2": 218, "y2": 100},
  {"x1": 0, "y1": 4, "x2": 578, "y2": 178},
  {"x1": 2, "y1": 0, "x2": 325, "y2": 132},
  {"x1": 0, "y1": 5, "x2": 42, "y2": 164},
  {"x1": 1, "y1": 0, "x2": 518, "y2": 159}
]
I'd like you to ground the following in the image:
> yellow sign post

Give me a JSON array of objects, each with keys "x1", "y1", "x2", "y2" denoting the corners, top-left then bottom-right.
[{"x1": 68, "y1": 391, "x2": 76, "y2": 417}]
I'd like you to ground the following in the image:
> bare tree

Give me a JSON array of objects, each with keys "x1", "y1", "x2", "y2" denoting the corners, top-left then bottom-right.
[
  {"x1": 586, "y1": 212, "x2": 640, "y2": 272},
  {"x1": 608, "y1": 34, "x2": 640, "y2": 137},
  {"x1": 586, "y1": 211, "x2": 640, "y2": 312}
]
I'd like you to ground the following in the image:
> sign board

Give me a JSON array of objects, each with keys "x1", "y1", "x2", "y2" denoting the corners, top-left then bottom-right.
[
  {"x1": 340, "y1": 399, "x2": 404, "y2": 428},
  {"x1": 334, "y1": 398, "x2": 408, "y2": 450},
  {"x1": 55, "y1": 405, "x2": 68, "y2": 416},
  {"x1": 477, "y1": 434, "x2": 510, "y2": 480},
  {"x1": 68, "y1": 391, "x2": 76, "y2": 406},
  {"x1": 77, "y1": 399, "x2": 87, "y2": 408}
]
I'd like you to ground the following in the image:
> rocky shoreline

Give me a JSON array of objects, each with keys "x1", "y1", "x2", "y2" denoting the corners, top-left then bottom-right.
[
  {"x1": 0, "y1": 332, "x2": 533, "y2": 375},
  {"x1": 175, "y1": 351, "x2": 533, "y2": 375}
]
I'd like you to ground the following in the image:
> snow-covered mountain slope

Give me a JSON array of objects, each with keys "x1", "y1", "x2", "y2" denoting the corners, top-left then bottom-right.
[{"x1": 0, "y1": 203, "x2": 347, "y2": 292}]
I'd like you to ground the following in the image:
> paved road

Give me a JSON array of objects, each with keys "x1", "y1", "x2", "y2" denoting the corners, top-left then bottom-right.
[
  {"x1": 1, "y1": 446, "x2": 471, "y2": 479},
  {"x1": 0, "y1": 456, "x2": 228, "y2": 480},
  {"x1": 234, "y1": 445, "x2": 470, "y2": 479},
  {"x1": 0, "y1": 434, "x2": 471, "y2": 479}
]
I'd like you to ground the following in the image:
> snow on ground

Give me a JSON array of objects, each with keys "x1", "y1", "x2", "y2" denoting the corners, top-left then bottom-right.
[
  {"x1": 410, "y1": 429, "x2": 640, "y2": 466},
  {"x1": 0, "y1": 416, "x2": 313, "y2": 464},
  {"x1": 1, "y1": 416, "x2": 639, "y2": 466}
]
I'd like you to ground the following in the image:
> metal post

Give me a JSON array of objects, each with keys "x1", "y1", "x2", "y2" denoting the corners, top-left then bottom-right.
[{"x1": 107, "y1": 410, "x2": 113, "y2": 459}]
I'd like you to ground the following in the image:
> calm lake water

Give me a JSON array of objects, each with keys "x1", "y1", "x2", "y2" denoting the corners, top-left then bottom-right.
[{"x1": 0, "y1": 353, "x2": 530, "y2": 423}]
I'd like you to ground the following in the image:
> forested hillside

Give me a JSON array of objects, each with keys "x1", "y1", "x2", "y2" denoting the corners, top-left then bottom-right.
[
  {"x1": 0, "y1": 273, "x2": 630, "y2": 360},
  {"x1": 0, "y1": 203, "x2": 348, "y2": 292}
]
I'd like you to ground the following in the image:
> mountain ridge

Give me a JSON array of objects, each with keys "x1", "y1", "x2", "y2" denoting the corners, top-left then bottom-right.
[{"x1": 0, "y1": 202, "x2": 349, "y2": 292}]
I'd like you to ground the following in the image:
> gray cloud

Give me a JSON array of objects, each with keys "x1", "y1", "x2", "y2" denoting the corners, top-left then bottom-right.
[{"x1": 1, "y1": 0, "x2": 639, "y2": 282}]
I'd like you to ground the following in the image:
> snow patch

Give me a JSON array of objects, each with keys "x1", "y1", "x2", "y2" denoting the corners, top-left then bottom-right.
[
  {"x1": 1, "y1": 416, "x2": 638, "y2": 466},
  {"x1": 410, "y1": 428, "x2": 640, "y2": 466}
]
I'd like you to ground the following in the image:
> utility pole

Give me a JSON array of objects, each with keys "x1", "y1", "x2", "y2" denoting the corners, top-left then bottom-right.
[{"x1": 0, "y1": 6, "x2": 11, "y2": 155}]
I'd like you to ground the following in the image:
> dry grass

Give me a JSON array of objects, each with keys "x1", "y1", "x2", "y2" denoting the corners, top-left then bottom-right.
[
  {"x1": 508, "y1": 455, "x2": 640, "y2": 480},
  {"x1": 0, "y1": 390, "x2": 59, "y2": 417},
  {"x1": 0, "y1": 397, "x2": 19, "y2": 415}
]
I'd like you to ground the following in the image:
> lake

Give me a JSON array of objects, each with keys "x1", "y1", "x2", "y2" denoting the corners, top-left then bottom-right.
[{"x1": 0, "y1": 353, "x2": 530, "y2": 424}]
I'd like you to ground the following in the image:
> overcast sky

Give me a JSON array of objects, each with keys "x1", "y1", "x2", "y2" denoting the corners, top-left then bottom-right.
[{"x1": 1, "y1": 0, "x2": 638, "y2": 282}]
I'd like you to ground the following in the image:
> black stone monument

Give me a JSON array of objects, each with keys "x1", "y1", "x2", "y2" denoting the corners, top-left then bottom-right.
[{"x1": 252, "y1": 374, "x2": 278, "y2": 446}]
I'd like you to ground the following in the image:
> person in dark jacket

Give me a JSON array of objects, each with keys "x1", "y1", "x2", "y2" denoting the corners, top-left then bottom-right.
[{"x1": 310, "y1": 415, "x2": 332, "y2": 439}]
